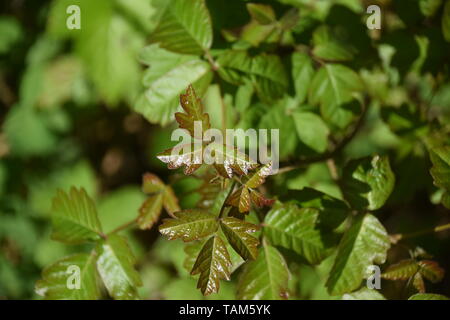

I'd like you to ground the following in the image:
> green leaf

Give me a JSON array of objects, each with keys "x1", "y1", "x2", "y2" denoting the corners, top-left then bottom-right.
[
  {"x1": 51, "y1": 187, "x2": 103, "y2": 244},
  {"x1": 139, "y1": 44, "x2": 198, "y2": 85},
  {"x1": 138, "y1": 194, "x2": 164, "y2": 230},
  {"x1": 341, "y1": 155, "x2": 395, "y2": 211},
  {"x1": 419, "y1": 0, "x2": 443, "y2": 17},
  {"x1": 282, "y1": 188, "x2": 348, "y2": 230},
  {"x1": 292, "y1": 111, "x2": 329, "y2": 153},
  {"x1": 96, "y1": 234, "x2": 142, "y2": 300},
  {"x1": 429, "y1": 146, "x2": 450, "y2": 208},
  {"x1": 342, "y1": 287, "x2": 386, "y2": 300},
  {"x1": 412, "y1": 272, "x2": 426, "y2": 293},
  {"x1": 175, "y1": 84, "x2": 211, "y2": 136},
  {"x1": 381, "y1": 259, "x2": 419, "y2": 280},
  {"x1": 73, "y1": 0, "x2": 143, "y2": 105},
  {"x1": 409, "y1": 293, "x2": 450, "y2": 300},
  {"x1": 217, "y1": 50, "x2": 288, "y2": 102},
  {"x1": 326, "y1": 214, "x2": 390, "y2": 295},
  {"x1": 159, "y1": 210, "x2": 218, "y2": 241},
  {"x1": 418, "y1": 260, "x2": 445, "y2": 283},
  {"x1": 220, "y1": 217, "x2": 259, "y2": 260},
  {"x1": 264, "y1": 202, "x2": 331, "y2": 264},
  {"x1": 246, "y1": 3, "x2": 276, "y2": 25},
  {"x1": 291, "y1": 52, "x2": 314, "y2": 104},
  {"x1": 237, "y1": 240, "x2": 289, "y2": 300},
  {"x1": 309, "y1": 64, "x2": 363, "y2": 128},
  {"x1": 443, "y1": 0, "x2": 450, "y2": 42},
  {"x1": 312, "y1": 26, "x2": 355, "y2": 62},
  {"x1": 191, "y1": 235, "x2": 232, "y2": 295},
  {"x1": 141, "y1": 172, "x2": 169, "y2": 198},
  {"x1": 0, "y1": 17, "x2": 23, "y2": 54},
  {"x1": 35, "y1": 253, "x2": 100, "y2": 300},
  {"x1": 136, "y1": 52, "x2": 212, "y2": 125},
  {"x1": 150, "y1": 0, "x2": 213, "y2": 54},
  {"x1": 138, "y1": 173, "x2": 180, "y2": 229}
]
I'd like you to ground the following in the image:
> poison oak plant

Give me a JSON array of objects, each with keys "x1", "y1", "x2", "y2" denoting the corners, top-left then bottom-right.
[{"x1": 32, "y1": 0, "x2": 450, "y2": 300}]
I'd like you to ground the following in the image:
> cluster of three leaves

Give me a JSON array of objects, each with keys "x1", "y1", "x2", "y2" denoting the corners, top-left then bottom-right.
[
  {"x1": 36, "y1": 187, "x2": 141, "y2": 300},
  {"x1": 159, "y1": 210, "x2": 259, "y2": 295},
  {"x1": 382, "y1": 258, "x2": 445, "y2": 293}
]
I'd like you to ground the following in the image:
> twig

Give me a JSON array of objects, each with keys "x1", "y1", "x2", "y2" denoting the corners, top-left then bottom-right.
[
  {"x1": 219, "y1": 180, "x2": 237, "y2": 219},
  {"x1": 390, "y1": 222, "x2": 450, "y2": 244},
  {"x1": 107, "y1": 218, "x2": 137, "y2": 236},
  {"x1": 279, "y1": 96, "x2": 369, "y2": 172}
]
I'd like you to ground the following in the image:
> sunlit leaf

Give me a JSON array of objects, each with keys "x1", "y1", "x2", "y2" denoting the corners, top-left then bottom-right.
[
  {"x1": 291, "y1": 52, "x2": 314, "y2": 104},
  {"x1": 96, "y1": 234, "x2": 142, "y2": 300},
  {"x1": 312, "y1": 26, "x2": 355, "y2": 62},
  {"x1": 381, "y1": 259, "x2": 419, "y2": 280},
  {"x1": 246, "y1": 3, "x2": 276, "y2": 25},
  {"x1": 237, "y1": 240, "x2": 289, "y2": 300},
  {"x1": 342, "y1": 287, "x2": 386, "y2": 300},
  {"x1": 217, "y1": 50, "x2": 288, "y2": 102},
  {"x1": 51, "y1": 187, "x2": 103, "y2": 244},
  {"x1": 136, "y1": 56, "x2": 212, "y2": 126},
  {"x1": 35, "y1": 253, "x2": 100, "y2": 300},
  {"x1": 150, "y1": 0, "x2": 213, "y2": 55},
  {"x1": 326, "y1": 214, "x2": 390, "y2": 295},
  {"x1": 292, "y1": 111, "x2": 329, "y2": 153},
  {"x1": 309, "y1": 63, "x2": 363, "y2": 128},
  {"x1": 341, "y1": 155, "x2": 395, "y2": 211},
  {"x1": 264, "y1": 202, "x2": 331, "y2": 264}
]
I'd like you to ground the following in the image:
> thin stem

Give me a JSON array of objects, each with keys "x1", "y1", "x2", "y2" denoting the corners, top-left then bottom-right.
[
  {"x1": 219, "y1": 180, "x2": 237, "y2": 219},
  {"x1": 108, "y1": 218, "x2": 137, "y2": 236},
  {"x1": 217, "y1": 84, "x2": 227, "y2": 136},
  {"x1": 204, "y1": 49, "x2": 218, "y2": 71},
  {"x1": 390, "y1": 222, "x2": 450, "y2": 243},
  {"x1": 278, "y1": 96, "x2": 369, "y2": 172}
]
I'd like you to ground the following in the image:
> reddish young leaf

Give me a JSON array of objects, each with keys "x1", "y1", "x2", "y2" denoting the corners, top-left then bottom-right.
[
  {"x1": 412, "y1": 272, "x2": 426, "y2": 293},
  {"x1": 381, "y1": 259, "x2": 419, "y2": 280},
  {"x1": 138, "y1": 194, "x2": 164, "y2": 230},
  {"x1": 191, "y1": 235, "x2": 232, "y2": 295},
  {"x1": 159, "y1": 210, "x2": 218, "y2": 242},
  {"x1": 220, "y1": 217, "x2": 260, "y2": 260},
  {"x1": 142, "y1": 173, "x2": 165, "y2": 194},
  {"x1": 138, "y1": 173, "x2": 180, "y2": 229},
  {"x1": 418, "y1": 260, "x2": 445, "y2": 283},
  {"x1": 227, "y1": 186, "x2": 251, "y2": 213},
  {"x1": 157, "y1": 143, "x2": 203, "y2": 175},
  {"x1": 245, "y1": 162, "x2": 273, "y2": 188},
  {"x1": 175, "y1": 85, "x2": 210, "y2": 136}
]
